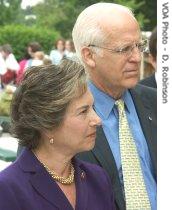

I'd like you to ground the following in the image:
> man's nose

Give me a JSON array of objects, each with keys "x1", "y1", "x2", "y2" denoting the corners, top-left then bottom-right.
[{"x1": 129, "y1": 46, "x2": 142, "y2": 62}]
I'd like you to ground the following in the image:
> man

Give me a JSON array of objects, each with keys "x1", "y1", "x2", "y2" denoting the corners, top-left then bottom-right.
[
  {"x1": 140, "y1": 27, "x2": 157, "y2": 88},
  {"x1": 72, "y1": 3, "x2": 156, "y2": 210}
]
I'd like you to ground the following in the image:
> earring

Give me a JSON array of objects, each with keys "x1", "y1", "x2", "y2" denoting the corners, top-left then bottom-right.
[{"x1": 49, "y1": 138, "x2": 54, "y2": 144}]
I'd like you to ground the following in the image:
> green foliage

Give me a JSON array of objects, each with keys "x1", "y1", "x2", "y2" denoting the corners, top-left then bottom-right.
[
  {"x1": 32, "y1": 0, "x2": 61, "y2": 29},
  {"x1": 0, "y1": 0, "x2": 156, "y2": 55},
  {"x1": 0, "y1": 0, "x2": 22, "y2": 25},
  {"x1": 32, "y1": 0, "x2": 155, "y2": 38},
  {"x1": 113, "y1": 0, "x2": 149, "y2": 30},
  {"x1": 0, "y1": 25, "x2": 59, "y2": 60},
  {"x1": 136, "y1": 0, "x2": 157, "y2": 30}
]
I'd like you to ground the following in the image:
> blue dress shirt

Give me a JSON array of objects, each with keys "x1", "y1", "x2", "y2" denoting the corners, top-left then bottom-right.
[{"x1": 89, "y1": 81, "x2": 157, "y2": 210}]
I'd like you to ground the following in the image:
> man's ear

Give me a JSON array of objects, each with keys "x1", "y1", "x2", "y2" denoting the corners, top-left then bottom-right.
[{"x1": 81, "y1": 47, "x2": 96, "y2": 68}]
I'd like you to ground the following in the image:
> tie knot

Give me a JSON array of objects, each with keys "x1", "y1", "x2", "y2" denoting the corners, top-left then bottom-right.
[{"x1": 115, "y1": 99, "x2": 125, "y2": 112}]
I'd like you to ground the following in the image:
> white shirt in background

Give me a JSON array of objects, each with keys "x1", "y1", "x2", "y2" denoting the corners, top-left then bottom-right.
[
  {"x1": 5, "y1": 53, "x2": 20, "y2": 71},
  {"x1": 0, "y1": 53, "x2": 7, "y2": 75},
  {"x1": 49, "y1": 50, "x2": 64, "y2": 65}
]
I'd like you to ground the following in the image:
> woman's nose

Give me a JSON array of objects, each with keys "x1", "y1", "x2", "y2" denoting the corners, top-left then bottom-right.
[{"x1": 90, "y1": 109, "x2": 102, "y2": 126}]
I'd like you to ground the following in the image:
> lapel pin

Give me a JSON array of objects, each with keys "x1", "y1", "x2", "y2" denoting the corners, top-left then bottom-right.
[
  {"x1": 148, "y1": 116, "x2": 152, "y2": 121},
  {"x1": 81, "y1": 171, "x2": 86, "y2": 179}
]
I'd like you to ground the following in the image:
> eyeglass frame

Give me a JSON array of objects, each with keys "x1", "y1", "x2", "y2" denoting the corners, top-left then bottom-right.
[{"x1": 87, "y1": 39, "x2": 148, "y2": 56}]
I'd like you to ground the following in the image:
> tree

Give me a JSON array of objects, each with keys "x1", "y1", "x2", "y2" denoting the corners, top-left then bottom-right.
[
  {"x1": 136, "y1": 0, "x2": 157, "y2": 30},
  {"x1": 33, "y1": 0, "x2": 149, "y2": 38},
  {"x1": 0, "y1": 25, "x2": 58, "y2": 60},
  {"x1": 0, "y1": 0, "x2": 22, "y2": 25}
]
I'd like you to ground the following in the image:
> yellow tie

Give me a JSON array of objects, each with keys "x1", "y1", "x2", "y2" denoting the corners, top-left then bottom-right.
[{"x1": 116, "y1": 99, "x2": 151, "y2": 210}]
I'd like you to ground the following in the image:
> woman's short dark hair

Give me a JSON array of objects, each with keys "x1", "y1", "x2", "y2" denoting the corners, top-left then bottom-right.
[
  {"x1": 27, "y1": 42, "x2": 42, "y2": 53},
  {"x1": 11, "y1": 59, "x2": 87, "y2": 149}
]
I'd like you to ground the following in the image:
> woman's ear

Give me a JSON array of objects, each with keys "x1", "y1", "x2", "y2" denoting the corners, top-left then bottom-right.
[{"x1": 81, "y1": 47, "x2": 96, "y2": 68}]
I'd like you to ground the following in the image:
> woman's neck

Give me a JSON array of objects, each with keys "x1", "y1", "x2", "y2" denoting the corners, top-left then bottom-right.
[{"x1": 33, "y1": 146, "x2": 73, "y2": 178}]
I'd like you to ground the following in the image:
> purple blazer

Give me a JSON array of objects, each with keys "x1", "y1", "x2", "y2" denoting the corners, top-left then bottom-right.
[{"x1": 0, "y1": 149, "x2": 116, "y2": 210}]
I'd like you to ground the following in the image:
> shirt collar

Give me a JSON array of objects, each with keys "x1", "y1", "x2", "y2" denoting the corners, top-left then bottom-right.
[
  {"x1": 121, "y1": 90, "x2": 131, "y2": 114},
  {"x1": 89, "y1": 81, "x2": 132, "y2": 119},
  {"x1": 89, "y1": 81, "x2": 115, "y2": 119}
]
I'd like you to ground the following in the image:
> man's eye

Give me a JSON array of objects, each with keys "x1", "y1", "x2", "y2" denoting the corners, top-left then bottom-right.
[
  {"x1": 138, "y1": 43, "x2": 145, "y2": 51},
  {"x1": 116, "y1": 45, "x2": 131, "y2": 53},
  {"x1": 80, "y1": 109, "x2": 88, "y2": 114}
]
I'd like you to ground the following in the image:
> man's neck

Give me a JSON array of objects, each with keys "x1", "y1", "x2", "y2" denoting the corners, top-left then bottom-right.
[{"x1": 90, "y1": 80, "x2": 125, "y2": 99}]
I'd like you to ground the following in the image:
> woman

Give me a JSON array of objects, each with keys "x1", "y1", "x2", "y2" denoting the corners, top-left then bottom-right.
[
  {"x1": 16, "y1": 42, "x2": 42, "y2": 84},
  {"x1": 50, "y1": 38, "x2": 65, "y2": 65},
  {"x1": 0, "y1": 60, "x2": 116, "y2": 210},
  {"x1": 64, "y1": 39, "x2": 76, "y2": 59},
  {"x1": 0, "y1": 44, "x2": 19, "y2": 85}
]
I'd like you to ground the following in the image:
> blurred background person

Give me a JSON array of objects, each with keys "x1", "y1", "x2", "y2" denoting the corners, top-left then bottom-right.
[
  {"x1": 65, "y1": 39, "x2": 76, "y2": 59},
  {"x1": 16, "y1": 50, "x2": 31, "y2": 85},
  {"x1": 0, "y1": 44, "x2": 19, "y2": 86},
  {"x1": 26, "y1": 42, "x2": 42, "y2": 67},
  {"x1": 50, "y1": 38, "x2": 65, "y2": 65},
  {"x1": 140, "y1": 27, "x2": 157, "y2": 88},
  {"x1": 0, "y1": 46, "x2": 7, "y2": 88},
  {"x1": 16, "y1": 42, "x2": 42, "y2": 85},
  {"x1": 42, "y1": 57, "x2": 52, "y2": 65},
  {"x1": 0, "y1": 60, "x2": 116, "y2": 210},
  {"x1": 0, "y1": 46, "x2": 7, "y2": 76},
  {"x1": 31, "y1": 51, "x2": 45, "y2": 66}
]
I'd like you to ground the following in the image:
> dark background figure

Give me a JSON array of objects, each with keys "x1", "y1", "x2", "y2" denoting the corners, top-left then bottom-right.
[{"x1": 140, "y1": 27, "x2": 157, "y2": 88}]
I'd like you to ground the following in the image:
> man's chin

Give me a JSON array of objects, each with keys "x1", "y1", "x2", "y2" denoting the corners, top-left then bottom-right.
[{"x1": 125, "y1": 78, "x2": 139, "y2": 89}]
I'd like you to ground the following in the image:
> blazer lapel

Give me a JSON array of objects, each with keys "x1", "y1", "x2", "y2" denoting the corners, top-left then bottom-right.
[
  {"x1": 31, "y1": 157, "x2": 90, "y2": 210},
  {"x1": 92, "y1": 126, "x2": 126, "y2": 210},
  {"x1": 130, "y1": 87, "x2": 157, "y2": 179},
  {"x1": 74, "y1": 159, "x2": 88, "y2": 210},
  {"x1": 30, "y1": 169, "x2": 73, "y2": 210},
  {"x1": 19, "y1": 149, "x2": 73, "y2": 210}
]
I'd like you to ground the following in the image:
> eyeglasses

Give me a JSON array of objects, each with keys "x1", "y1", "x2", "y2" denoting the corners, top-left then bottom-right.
[{"x1": 88, "y1": 39, "x2": 148, "y2": 57}]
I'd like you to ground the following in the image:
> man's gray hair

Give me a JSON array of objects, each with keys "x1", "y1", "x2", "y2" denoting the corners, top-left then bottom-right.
[{"x1": 72, "y1": 3, "x2": 134, "y2": 62}]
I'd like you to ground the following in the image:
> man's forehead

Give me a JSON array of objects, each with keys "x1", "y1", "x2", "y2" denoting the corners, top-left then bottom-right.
[
  {"x1": 100, "y1": 17, "x2": 140, "y2": 42},
  {"x1": 99, "y1": 11, "x2": 137, "y2": 28}
]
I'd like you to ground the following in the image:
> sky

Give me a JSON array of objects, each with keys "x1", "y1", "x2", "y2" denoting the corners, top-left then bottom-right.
[{"x1": 21, "y1": 0, "x2": 44, "y2": 9}]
